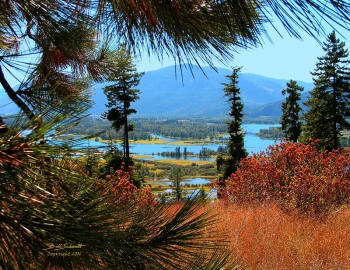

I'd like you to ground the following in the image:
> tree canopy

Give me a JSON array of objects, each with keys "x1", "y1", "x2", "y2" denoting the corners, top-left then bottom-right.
[
  {"x1": 301, "y1": 31, "x2": 350, "y2": 150},
  {"x1": 217, "y1": 67, "x2": 247, "y2": 181},
  {"x1": 102, "y1": 47, "x2": 144, "y2": 163},
  {"x1": 280, "y1": 80, "x2": 303, "y2": 142}
]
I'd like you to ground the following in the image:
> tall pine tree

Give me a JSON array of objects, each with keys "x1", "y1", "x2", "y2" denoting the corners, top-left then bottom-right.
[
  {"x1": 217, "y1": 67, "x2": 247, "y2": 181},
  {"x1": 301, "y1": 31, "x2": 350, "y2": 150},
  {"x1": 280, "y1": 80, "x2": 303, "y2": 142},
  {"x1": 103, "y1": 47, "x2": 144, "y2": 164}
]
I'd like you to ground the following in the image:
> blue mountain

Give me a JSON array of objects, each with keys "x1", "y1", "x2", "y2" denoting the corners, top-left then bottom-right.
[
  {"x1": 91, "y1": 65, "x2": 314, "y2": 117},
  {"x1": 0, "y1": 65, "x2": 314, "y2": 118}
]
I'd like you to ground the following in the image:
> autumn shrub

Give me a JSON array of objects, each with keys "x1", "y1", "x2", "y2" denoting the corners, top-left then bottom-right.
[
  {"x1": 224, "y1": 139, "x2": 350, "y2": 217},
  {"x1": 103, "y1": 162, "x2": 156, "y2": 206}
]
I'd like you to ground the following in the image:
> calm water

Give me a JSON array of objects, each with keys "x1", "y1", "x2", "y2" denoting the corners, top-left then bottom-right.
[
  {"x1": 64, "y1": 124, "x2": 281, "y2": 159},
  {"x1": 49, "y1": 124, "x2": 280, "y2": 189},
  {"x1": 242, "y1": 123, "x2": 281, "y2": 134},
  {"x1": 149, "y1": 177, "x2": 212, "y2": 186}
]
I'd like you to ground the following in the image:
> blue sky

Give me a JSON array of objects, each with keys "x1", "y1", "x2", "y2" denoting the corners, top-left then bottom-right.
[
  {"x1": 2, "y1": 18, "x2": 350, "y2": 88},
  {"x1": 137, "y1": 23, "x2": 350, "y2": 83}
]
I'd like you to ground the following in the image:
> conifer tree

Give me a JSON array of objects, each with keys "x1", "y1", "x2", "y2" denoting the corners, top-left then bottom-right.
[
  {"x1": 280, "y1": 80, "x2": 303, "y2": 142},
  {"x1": 103, "y1": 47, "x2": 144, "y2": 164},
  {"x1": 301, "y1": 31, "x2": 350, "y2": 150},
  {"x1": 170, "y1": 167, "x2": 183, "y2": 202},
  {"x1": 217, "y1": 67, "x2": 247, "y2": 180}
]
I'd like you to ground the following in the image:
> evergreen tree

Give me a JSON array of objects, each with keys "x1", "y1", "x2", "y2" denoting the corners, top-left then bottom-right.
[
  {"x1": 280, "y1": 80, "x2": 303, "y2": 142},
  {"x1": 102, "y1": 47, "x2": 144, "y2": 164},
  {"x1": 85, "y1": 141, "x2": 99, "y2": 177},
  {"x1": 175, "y1": 146, "x2": 181, "y2": 158},
  {"x1": 301, "y1": 31, "x2": 350, "y2": 150},
  {"x1": 170, "y1": 167, "x2": 183, "y2": 202},
  {"x1": 217, "y1": 67, "x2": 247, "y2": 180}
]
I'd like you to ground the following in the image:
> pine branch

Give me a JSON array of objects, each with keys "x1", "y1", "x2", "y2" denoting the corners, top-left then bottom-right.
[{"x1": 0, "y1": 65, "x2": 35, "y2": 120}]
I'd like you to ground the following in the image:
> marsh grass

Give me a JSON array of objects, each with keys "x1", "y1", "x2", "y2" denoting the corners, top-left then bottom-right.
[
  {"x1": 210, "y1": 202, "x2": 350, "y2": 269},
  {"x1": 153, "y1": 159, "x2": 214, "y2": 166}
]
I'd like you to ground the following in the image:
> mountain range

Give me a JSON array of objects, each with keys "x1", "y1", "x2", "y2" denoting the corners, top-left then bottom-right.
[{"x1": 0, "y1": 65, "x2": 314, "y2": 118}]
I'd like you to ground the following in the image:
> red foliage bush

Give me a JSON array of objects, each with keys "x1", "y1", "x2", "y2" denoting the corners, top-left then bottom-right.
[
  {"x1": 104, "y1": 162, "x2": 156, "y2": 206},
  {"x1": 224, "y1": 140, "x2": 350, "y2": 216}
]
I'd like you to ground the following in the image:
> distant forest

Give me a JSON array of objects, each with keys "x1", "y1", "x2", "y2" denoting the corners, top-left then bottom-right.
[{"x1": 65, "y1": 116, "x2": 280, "y2": 141}]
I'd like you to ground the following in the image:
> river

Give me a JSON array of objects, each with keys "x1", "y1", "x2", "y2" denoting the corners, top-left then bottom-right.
[{"x1": 68, "y1": 124, "x2": 281, "y2": 161}]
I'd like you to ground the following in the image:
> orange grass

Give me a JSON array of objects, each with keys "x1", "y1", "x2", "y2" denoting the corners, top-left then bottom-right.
[{"x1": 208, "y1": 202, "x2": 350, "y2": 269}]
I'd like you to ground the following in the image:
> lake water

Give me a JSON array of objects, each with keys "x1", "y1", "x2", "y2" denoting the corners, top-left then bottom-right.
[
  {"x1": 242, "y1": 123, "x2": 281, "y2": 134},
  {"x1": 66, "y1": 124, "x2": 281, "y2": 159},
  {"x1": 150, "y1": 177, "x2": 212, "y2": 186}
]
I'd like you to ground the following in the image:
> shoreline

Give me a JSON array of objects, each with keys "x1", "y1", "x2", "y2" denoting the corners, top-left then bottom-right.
[{"x1": 93, "y1": 136, "x2": 227, "y2": 146}]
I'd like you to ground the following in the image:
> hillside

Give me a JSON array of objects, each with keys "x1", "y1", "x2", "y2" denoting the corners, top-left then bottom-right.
[
  {"x1": 249, "y1": 91, "x2": 312, "y2": 118},
  {"x1": 90, "y1": 65, "x2": 313, "y2": 117},
  {"x1": 0, "y1": 65, "x2": 314, "y2": 117}
]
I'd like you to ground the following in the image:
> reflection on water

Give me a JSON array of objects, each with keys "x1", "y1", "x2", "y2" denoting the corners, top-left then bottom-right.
[
  {"x1": 61, "y1": 124, "x2": 281, "y2": 160},
  {"x1": 148, "y1": 177, "x2": 212, "y2": 186},
  {"x1": 138, "y1": 155, "x2": 215, "y2": 161},
  {"x1": 184, "y1": 178, "x2": 212, "y2": 185},
  {"x1": 242, "y1": 124, "x2": 281, "y2": 134}
]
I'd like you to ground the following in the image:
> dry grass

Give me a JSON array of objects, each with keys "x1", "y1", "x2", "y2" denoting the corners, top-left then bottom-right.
[
  {"x1": 209, "y1": 202, "x2": 350, "y2": 269},
  {"x1": 131, "y1": 155, "x2": 154, "y2": 159},
  {"x1": 156, "y1": 159, "x2": 214, "y2": 166},
  {"x1": 138, "y1": 162, "x2": 164, "y2": 174}
]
